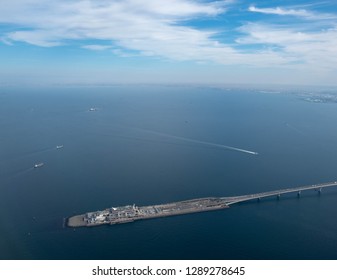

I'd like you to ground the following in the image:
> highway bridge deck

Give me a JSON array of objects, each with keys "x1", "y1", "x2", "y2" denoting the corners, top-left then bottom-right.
[{"x1": 221, "y1": 181, "x2": 337, "y2": 205}]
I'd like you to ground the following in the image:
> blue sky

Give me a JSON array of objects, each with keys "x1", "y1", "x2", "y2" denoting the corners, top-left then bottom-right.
[{"x1": 1, "y1": 0, "x2": 337, "y2": 86}]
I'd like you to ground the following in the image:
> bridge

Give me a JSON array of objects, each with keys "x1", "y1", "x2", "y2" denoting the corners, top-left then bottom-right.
[{"x1": 220, "y1": 181, "x2": 337, "y2": 205}]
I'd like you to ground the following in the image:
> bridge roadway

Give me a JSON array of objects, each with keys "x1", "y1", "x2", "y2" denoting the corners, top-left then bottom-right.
[{"x1": 220, "y1": 181, "x2": 337, "y2": 205}]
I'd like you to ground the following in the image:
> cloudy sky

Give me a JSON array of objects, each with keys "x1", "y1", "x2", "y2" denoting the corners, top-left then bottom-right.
[{"x1": 1, "y1": 0, "x2": 337, "y2": 86}]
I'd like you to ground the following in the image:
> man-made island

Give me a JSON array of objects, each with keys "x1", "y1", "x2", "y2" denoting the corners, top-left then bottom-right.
[
  {"x1": 67, "y1": 198, "x2": 227, "y2": 227},
  {"x1": 67, "y1": 181, "x2": 337, "y2": 228}
]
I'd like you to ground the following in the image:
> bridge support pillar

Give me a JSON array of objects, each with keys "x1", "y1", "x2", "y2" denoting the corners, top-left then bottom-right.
[
  {"x1": 257, "y1": 198, "x2": 261, "y2": 202},
  {"x1": 277, "y1": 194, "x2": 281, "y2": 200},
  {"x1": 297, "y1": 191, "x2": 301, "y2": 197},
  {"x1": 319, "y1": 188, "x2": 322, "y2": 194}
]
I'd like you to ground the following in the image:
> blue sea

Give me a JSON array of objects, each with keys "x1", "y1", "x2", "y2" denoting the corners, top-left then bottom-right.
[{"x1": 1, "y1": 85, "x2": 337, "y2": 259}]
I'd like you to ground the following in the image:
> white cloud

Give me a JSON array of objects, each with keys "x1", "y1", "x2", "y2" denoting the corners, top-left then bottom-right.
[
  {"x1": 7, "y1": 30, "x2": 62, "y2": 47},
  {"x1": 237, "y1": 23, "x2": 337, "y2": 69},
  {"x1": 82, "y1": 45, "x2": 112, "y2": 51},
  {"x1": 0, "y1": 1, "x2": 230, "y2": 52},
  {"x1": 0, "y1": 0, "x2": 337, "y2": 73},
  {"x1": 240, "y1": 4, "x2": 337, "y2": 70},
  {"x1": 248, "y1": 5, "x2": 336, "y2": 20},
  {"x1": 0, "y1": 0, "x2": 285, "y2": 67},
  {"x1": 0, "y1": 36, "x2": 13, "y2": 46}
]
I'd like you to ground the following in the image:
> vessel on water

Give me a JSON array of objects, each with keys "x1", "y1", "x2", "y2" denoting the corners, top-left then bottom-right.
[
  {"x1": 34, "y1": 163, "x2": 44, "y2": 168},
  {"x1": 56, "y1": 145, "x2": 64, "y2": 149}
]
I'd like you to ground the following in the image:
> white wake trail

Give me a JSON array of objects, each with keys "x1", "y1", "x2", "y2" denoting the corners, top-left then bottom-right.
[{"x1": 137, "y1": 128, "x2": 258, "y2": 156}]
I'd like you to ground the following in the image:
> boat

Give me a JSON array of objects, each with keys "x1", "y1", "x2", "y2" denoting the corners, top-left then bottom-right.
[
  {"x1": 89, "y1": 107, "x2": 98, "y2": 111},
  {"x1": 34, "y1": 163, "x2": 44, "y2": 168},
  {"x1": 56, "y1": 145, "x2": 64, "y2": 149}
]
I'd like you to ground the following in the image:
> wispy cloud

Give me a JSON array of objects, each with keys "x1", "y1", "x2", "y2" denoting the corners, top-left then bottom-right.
[
  {"x1": 248, "y1": 5, "x2": 336, "y2": 20},
  {"x1": 0, "y1": 0, "x2": 229, "y2": 46},
  {"x1": 234, "y1": 4, "x2": 337, "y2": 71},
  {"x1": 1, "y1": 0, "x2": 337, "y2": 74},
  {"x1": 82, "y1": 45, "x2": 112, "y2": 51},
  {"x1": 237, "y1": 23, "x2": 337, "y2": 68},
  {"x1": 0, "y1": 37, "x2": 14, "y2": 46},
  {"x1": 0, "y1": 1, "x2": 231, "y2": 55},
  {"x1": 0, "y1": 0, "x2": 285, "y2": 66}
]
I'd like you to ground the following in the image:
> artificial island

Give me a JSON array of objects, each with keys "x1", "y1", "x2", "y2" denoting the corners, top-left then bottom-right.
[{"x1": 67, "y1": 181, "x2": 337, "y2": 228}]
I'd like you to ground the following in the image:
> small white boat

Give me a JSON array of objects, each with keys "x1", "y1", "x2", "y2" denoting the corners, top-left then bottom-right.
[
  {"x1": 56, "y1": 145, "x2": 64, "y2": 149},
  {"x1": 34, "y1": 163, "x2": 44, "y2": 168}
]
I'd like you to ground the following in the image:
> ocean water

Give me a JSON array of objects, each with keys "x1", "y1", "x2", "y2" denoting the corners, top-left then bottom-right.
[{"x1": 1, "y1": 85, "x2": 337, "y2": 260}]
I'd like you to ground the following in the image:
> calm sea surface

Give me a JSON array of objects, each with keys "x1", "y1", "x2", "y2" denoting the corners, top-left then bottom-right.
[{"x1": 1, "y1": 85, "x2": 337, "y2": 259}]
